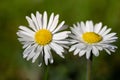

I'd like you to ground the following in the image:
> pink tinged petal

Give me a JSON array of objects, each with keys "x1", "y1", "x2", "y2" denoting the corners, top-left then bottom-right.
[
  {"x1": 52, "y1": 21, "x2": 65, "y2": 34},
  {"x1": 79, "y1": 50, "x2": 86, "y2": 57},
  {"x1": 74, "y1": 49, "x2": 80, "y2": 55},
  {"x1": 47, "y1": 13, "x2": 54, "y2": 30},
  {"x1": 32, "y1": 46, "x2": 43, "y2": 63},
  {"x1": 26, "y1": 16, "x2": 37, "y2": 31},
  {"x1": 49, "y1": 15, "x2": 59, "y2": 32},
  {"x1": 102, "y1": 28, "x2": 111, "y2": 36},
  {"x1": 92, "y1": 46, "x2": 99, "y2": 57},
  {"x1": 94, "y1": 22, "x2": 102, "y2": 33},
  {"x1": 43, "y1": 11, "x2": 48, "y2": 29},
  {"x1": 99, "y1": 26, "x2": 107, "y2": 35},
  {"x1": 49, "y1": 42, "x2": 64, "y2": 58},
  {"x1": 36, "y1": 11, "x2": 42, "y2": 29},
  {"x1": 31, "y1": 13, "x2": 39, "y2": 30},
  {"x1": 53, "y1": 31, "x2": 70, "y2": 40}
]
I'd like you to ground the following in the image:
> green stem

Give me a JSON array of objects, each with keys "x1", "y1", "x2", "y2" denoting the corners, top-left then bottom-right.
[
  {"x1": 86, "y1": 54, "x2": 93, "y2": 80},
  {"x1": 44, "y1": 66, "x2": 49, "y2": 80}
]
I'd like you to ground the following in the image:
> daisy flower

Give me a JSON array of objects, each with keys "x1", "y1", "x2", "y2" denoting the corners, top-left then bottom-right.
[
  {"x1": 69, "y1": 21, "x2": 118, "y2": 59},
  {"x1": 17, "y1": 11, "x2": 70, "y2": 66}
]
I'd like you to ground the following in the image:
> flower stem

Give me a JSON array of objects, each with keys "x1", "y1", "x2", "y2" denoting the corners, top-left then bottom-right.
[
  {"x1": 44, "y1": 66, "x2": 49, "y2": 80},
  {"x1": 86, "y1": 54, "x2": 93, "y2": 80}
]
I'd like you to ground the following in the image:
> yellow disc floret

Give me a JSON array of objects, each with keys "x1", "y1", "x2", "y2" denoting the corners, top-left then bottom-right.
[
  {"x1": 35, "y1": 29, "x2": 52, "y2": 45},
  {"x1": 82, "y1": 32, "x2": 102, "y2": 44}
]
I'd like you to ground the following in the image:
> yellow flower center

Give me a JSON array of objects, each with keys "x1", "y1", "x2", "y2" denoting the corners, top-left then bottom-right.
[
  {"x1": 35, "y1": 29, "x2": 52, "y2": 45},
  {"x1": 82, "y1": 32, "x2": 102, "y2": 44}
]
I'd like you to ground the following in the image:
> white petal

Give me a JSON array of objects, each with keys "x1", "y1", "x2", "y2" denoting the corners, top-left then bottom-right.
[
  {"x1": 42, "y1": 11, "x2": 47, "y2": 29},
  {"x1": 94, "y1": 22, "x2": 102, "y2": 33},
  {"x1": 99, "y1": 26, "x2": 107, "y2": 35},
  {"x1": 79, "y1": 50, "x2": 86, "y2": 57},
  {"x1": 32, "y1": 46, "x2": 43, "y2": 63},
  {"x1": 53, "y1": 31, "x2": 70, "y2": 40},
  {"x1": 31, "y1": 13, "x2": 39, "y2": 30},
  {"x1": 74, "y1": 49, "x2": 80, "y2": 55},
  {"x1": 80, "y1": 21, "x2": 86, "y2": 33},
  {"x1": 26, "y1": 44, "x2": 38, "y2": 61},
  {"x1": 53, "y1": 40, "x2": 69, "y2": 44},
  {"x1": 86, "y1": 21, "x2": 93, "y2": 32},
  {"x1": 104, "y1": 49, "x2": 111, "y2": 55},
  {"x1": 23, "y1": 44, "x2": 36, "y2": 58},
  {"x1": 44, "y1": 45, "x2": 53, "y2": 65},
  {"x1": 103, "y1": 33, "x2": 116, "y2": 41},
  {"x1": 36, "y1": 11, "x2": 42, "y2": 29},
  {"x1": 19, "y1": 26, "x2": 35, "y2": 35},
  {"x1": 86, "y1": 47, "x2": 92, "y2": 59},
  {"x1": 102, "y1": 28, "x2": 111, "y2": 36},
  {"x1": 49, "y1": 42, "x2": 64, "y2": 58},
  {"x1": 47, "y1": 13, "x2": 54, "y2": 30},
  {"x1": 52, "y1": 21, "x2": 65, "y2": 34},
  {"x1": 92, "y1": 46, "x2": 99, "y2": 56},
  {"x1": 17, "y1": 31, "x2": 34, "y2": 39},
  {"x1": 26, "y1": 16, "x2": 37, "y2": 31},
  {"x1": 49, "y1": 15, "x2": 59, "y2": 31}
]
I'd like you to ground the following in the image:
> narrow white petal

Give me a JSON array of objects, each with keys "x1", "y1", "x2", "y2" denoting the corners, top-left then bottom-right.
[
  {"x1": 79, "y1": 50, "x2": 86, "y2": 57},
  {"x1": 31, "y1": 13, "x2": 39, "y2": 30},
  {"x1": 102, "y1": 28, "x2": 111, "y2": 36},
  {"x1": 74, "y1": 49, "x2": 80, "y2": 55},
  {"x1": 36, "y1": 11, "x2": 42, "y2": 29},
  {"x1": 44, "y1": 45, "x2": 53, "y2": 65},
  {"x1": 94, "y1": 22, "x2": 102, "y2": 33},
  {"x1": 26, "y1": 16, "x2": 37, "y2": 31},
  {"x1": 104, "y1": 49, "x2": 111, "y2": 55},
  {"x1": 53, "y1": 40, "x2": 69, "y2": 44},
  {"x1": 53, "y1": 31, "x2": 70, "y2": 40},
  {"x1": 49, "y1": 15, "x2": 59, "y2": 31},
  {"x1": 103, "y1": 33, "x2": 116, "y2": 41},
  {"x1": 80, "y1": 21, "x2": 86, "y2": 33},
  {"x1": 19, "y1": 26, "x2": 35, "y2": 35},
  {"x1": 42, "y1": 11, "x2": 47, "y2": 29},
  {"x1": 49, "y1": 42, "x2": 64, "y2": 58},
  {"x1": 47, "y1": 13, "x2": 54, "y2": 29},
  {"x1": 86, "y1": 47, "x2": 92, "y2": 59},
  {"x1": 99, "y1": 26, "x2": 107, "y2": 35},
  {"x1": 86, "y1": 21, "x2": 93, "y2": 32},
  {"x1": 92, "y1": 46, "x2": 99, "y2": 56},
  {"x1": 23, "y1": 44, "x2": 36, "y2": 58},
  {"x1": 52, "y1": 21, "x2": 65, "y2": 34},
  {"x1": 32, "y1": 46, "x2": 43, "y2": 63}
]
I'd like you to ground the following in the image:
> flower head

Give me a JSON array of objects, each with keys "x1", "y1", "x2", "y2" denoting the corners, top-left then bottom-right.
[
  {"x1": 17, "y1": 11, "x2": 70, "y2": 66},
  {"x1": 69, "y1": 21, "x2": 118, "y2": 59}
]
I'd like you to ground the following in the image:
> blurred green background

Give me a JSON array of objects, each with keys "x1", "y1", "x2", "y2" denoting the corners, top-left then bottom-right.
[{"x1": 0, "y1": 0, "x2": 120, "y2": 80}]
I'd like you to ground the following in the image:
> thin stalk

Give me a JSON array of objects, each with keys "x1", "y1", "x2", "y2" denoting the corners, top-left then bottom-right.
[
  {"x1": 86, "y1": 54, "x2": 93, "y2": 80},
  {"x1": 44, "y1": 66, "x2": 49, "y2": 80}
]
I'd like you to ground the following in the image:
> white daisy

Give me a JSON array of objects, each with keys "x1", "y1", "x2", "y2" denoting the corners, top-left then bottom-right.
[
  {"x1": 69, "y1": 21, "x2": 118, "y2": 59},
  {"x1": 17, "y1": 11, "x2": 70, "y2": 66}
]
